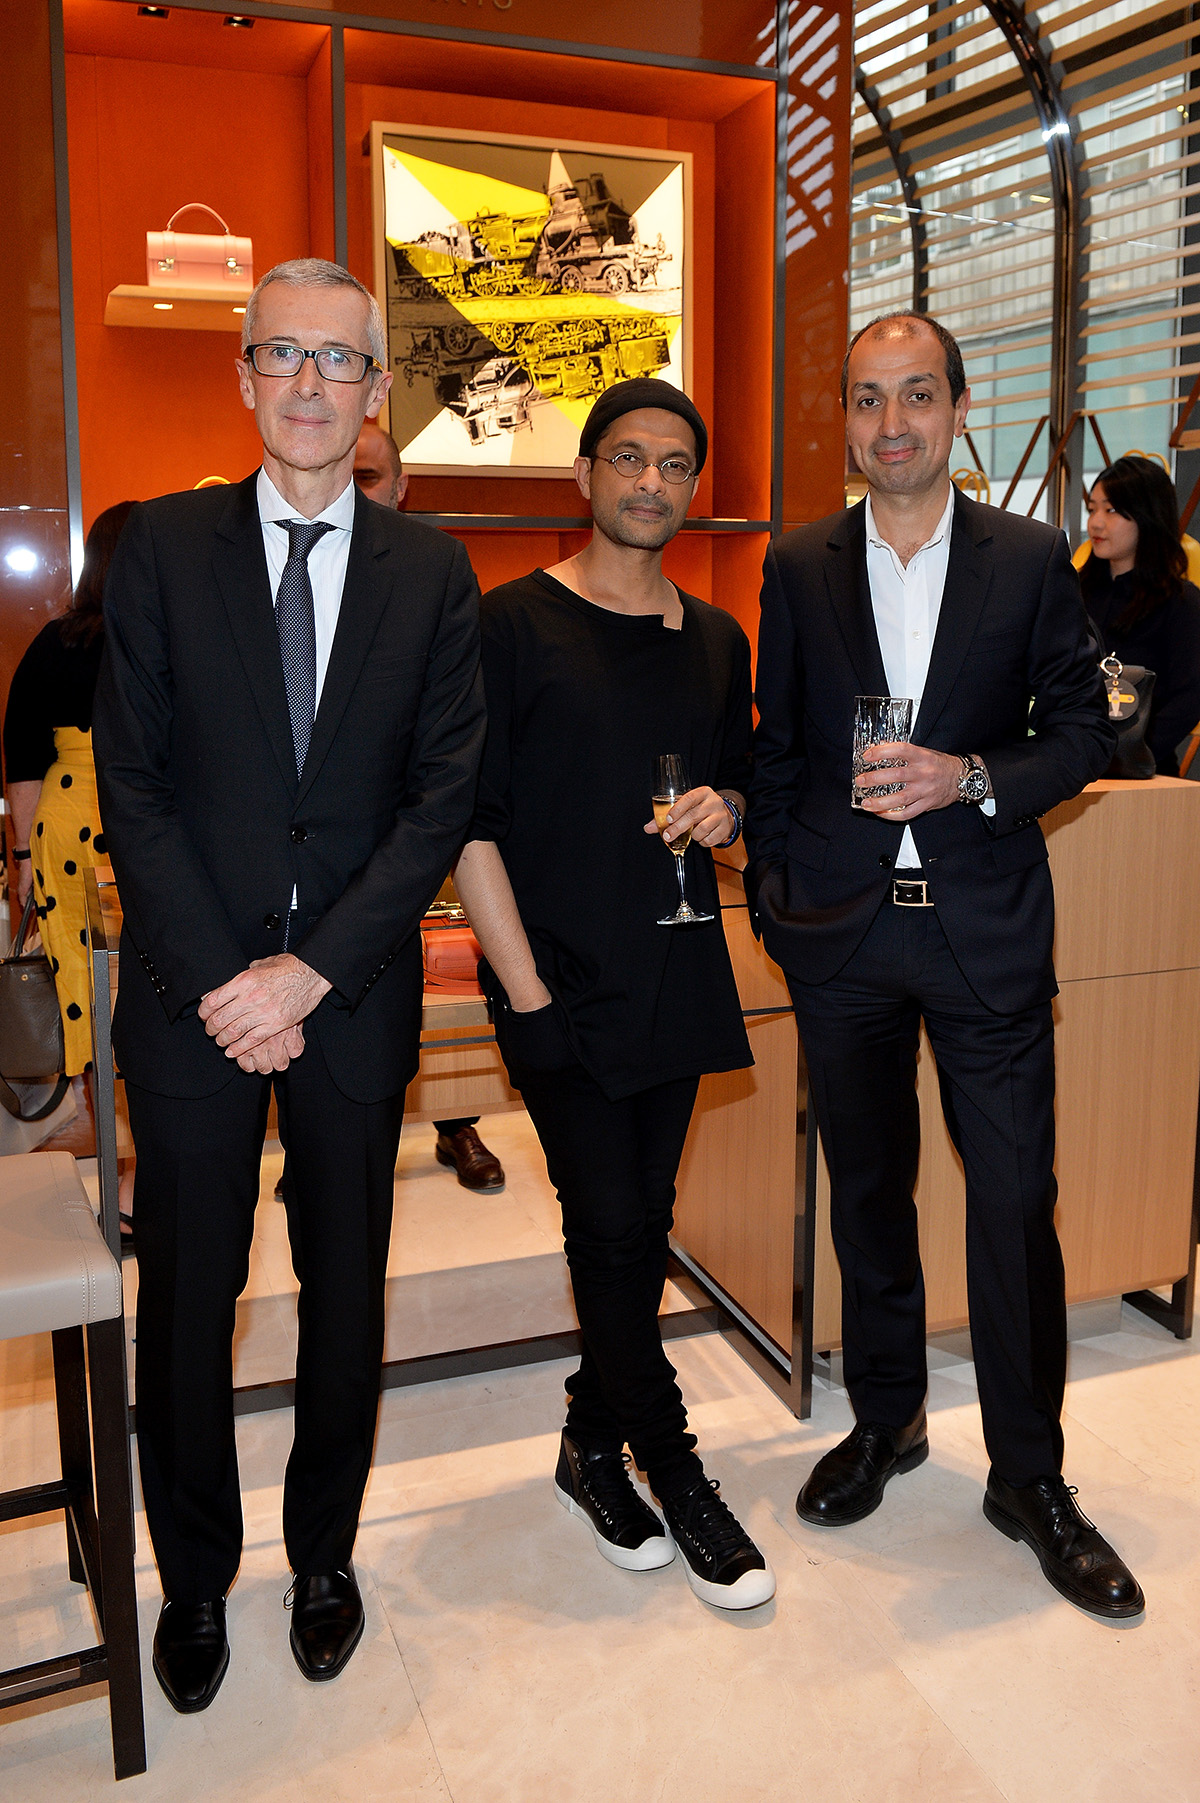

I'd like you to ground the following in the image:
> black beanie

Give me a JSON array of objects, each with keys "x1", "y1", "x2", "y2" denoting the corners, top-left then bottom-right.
[{"x1": 578, "y1": 378, "x2": 708, "y2": 473}]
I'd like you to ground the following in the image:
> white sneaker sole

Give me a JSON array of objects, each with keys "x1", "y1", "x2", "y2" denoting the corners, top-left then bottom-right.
[
  {"x1": 678, "y1": 1554, "x2": 777, "y2": 1611},
  {"x1": 554, "y1": 1481, "x2": 676, "y2": 1571}
]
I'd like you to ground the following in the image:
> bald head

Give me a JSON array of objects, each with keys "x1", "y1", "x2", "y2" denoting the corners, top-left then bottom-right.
[
  {"x1": 840, "y1": 311, "x2": 965, "y2": 410},
  {"x1": 354, "y1": 421, "x2": 407, "y2": 509}
]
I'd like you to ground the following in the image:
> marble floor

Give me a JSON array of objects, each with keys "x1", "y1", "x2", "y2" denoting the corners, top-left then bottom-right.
[{"x1": 2, "y1": 1116, "x2": 1199, "y2": 1801}]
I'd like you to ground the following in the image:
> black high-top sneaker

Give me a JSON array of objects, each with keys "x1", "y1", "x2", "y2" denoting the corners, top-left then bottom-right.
[
  {"x1": 661, "y1": 1478, "x2": 776, "y2": 1610},
  {"x1": 554, "y1": 1431, "x2": 675, "y2": 1571}
]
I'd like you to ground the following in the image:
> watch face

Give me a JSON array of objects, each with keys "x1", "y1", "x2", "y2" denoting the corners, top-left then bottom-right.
[{"x1": 961, "y1": 767, "x2": 989, "y2": 802}]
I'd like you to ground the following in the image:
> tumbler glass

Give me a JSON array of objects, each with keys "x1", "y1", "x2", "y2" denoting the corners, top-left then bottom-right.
[{"x1": 851, "y1": 696, "x2": 914, "y2": 809}]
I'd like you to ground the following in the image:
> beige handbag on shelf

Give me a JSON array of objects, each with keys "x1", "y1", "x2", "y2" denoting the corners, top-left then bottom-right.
[{"x1": 146, "y1": 204, "x2": 253, "y2": 293}]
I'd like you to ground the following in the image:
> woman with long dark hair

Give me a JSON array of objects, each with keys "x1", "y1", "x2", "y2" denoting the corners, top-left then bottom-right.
[
  {"x1": 4, "y1": 500, "x2": 136, "y2": 1075},
  {"x1": 1080, "y1": 455, "x2": 1200, "y2": 773}
]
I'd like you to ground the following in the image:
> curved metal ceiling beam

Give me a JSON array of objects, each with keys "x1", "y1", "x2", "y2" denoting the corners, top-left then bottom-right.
[
  {"x1": 981, "y1": 0, "x2": 1085, "y2": 527},
  {"x1": 854, "y1": 69, "x2": 928, "y2": 315}
]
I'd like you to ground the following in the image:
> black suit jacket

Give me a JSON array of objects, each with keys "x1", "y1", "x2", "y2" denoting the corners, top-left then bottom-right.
[
  {"x1": 744, "y1": 491, "x2": 1115, "y2": 1014},
  {"x1": 93, "y1": 473, "x2": 485, "y2": 1101}
]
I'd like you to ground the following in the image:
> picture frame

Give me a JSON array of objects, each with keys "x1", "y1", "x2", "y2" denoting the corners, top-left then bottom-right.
[{"x1": 369, "y1": 121, "x2": 693, "y2": 478}]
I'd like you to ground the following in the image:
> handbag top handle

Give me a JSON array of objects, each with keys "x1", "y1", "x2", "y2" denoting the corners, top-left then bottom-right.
[
  {"x1": 7, "y1": 890, "x2": 40, "y2": 961},
  {"x1": 164, "y1": 203, "x2": 233, "y2": 235}
]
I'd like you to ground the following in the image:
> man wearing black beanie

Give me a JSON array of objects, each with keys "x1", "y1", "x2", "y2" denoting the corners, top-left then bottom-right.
[{"x1": 453, "y1": 380, "x2": 775, "y2": 1610}]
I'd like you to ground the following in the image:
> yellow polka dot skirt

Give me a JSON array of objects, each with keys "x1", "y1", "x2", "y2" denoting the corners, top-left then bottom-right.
[{"x1": 31, "y1": 727, "x2": 105, "y2": 1077}]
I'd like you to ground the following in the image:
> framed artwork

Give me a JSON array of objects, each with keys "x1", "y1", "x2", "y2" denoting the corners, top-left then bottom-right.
[{"x1": 369, "y1": 122, "x2": 692, "y2": 477}]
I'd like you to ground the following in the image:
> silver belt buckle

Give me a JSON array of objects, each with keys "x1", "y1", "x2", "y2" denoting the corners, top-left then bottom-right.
[{"x1": 893, "y1": 877, "x2": 933, "y2": 908}]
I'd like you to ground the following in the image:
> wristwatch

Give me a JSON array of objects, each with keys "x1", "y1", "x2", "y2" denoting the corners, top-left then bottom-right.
[{"x1": 957, "y1": 754, "x2": 991, "y2": 804}]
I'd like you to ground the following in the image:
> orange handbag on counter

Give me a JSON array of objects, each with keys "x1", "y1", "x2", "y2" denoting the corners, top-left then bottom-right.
[
  {"x1": 421, "y1": 922, "x2": 484, "y2": 995},
  {"x1": 146, "y1": 205, "x2": 253, "y2": 293}
]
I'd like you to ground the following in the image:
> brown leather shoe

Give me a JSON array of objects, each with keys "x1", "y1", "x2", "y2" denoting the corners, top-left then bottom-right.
[{"x1": 435, "y1": 1124, "x2": 505, "y2": 1192}]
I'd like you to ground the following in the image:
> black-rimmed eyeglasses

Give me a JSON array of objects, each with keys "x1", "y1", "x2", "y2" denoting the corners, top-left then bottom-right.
[
  {"x1": 245, "y1": 343, "x2": 381, "y2": 383},
  {"x1": 595, "y1": 451, "x2": 697, "y2": 486}
]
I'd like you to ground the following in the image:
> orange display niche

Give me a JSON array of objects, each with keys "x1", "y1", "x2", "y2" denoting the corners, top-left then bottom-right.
[{"x1": 62, "y1": 1, "x2": 775, "y2": 646}]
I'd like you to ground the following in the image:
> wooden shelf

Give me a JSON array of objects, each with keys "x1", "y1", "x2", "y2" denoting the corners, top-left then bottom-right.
[{"x1": 104, "y1": 285, "x2": 250, "y2": 333}]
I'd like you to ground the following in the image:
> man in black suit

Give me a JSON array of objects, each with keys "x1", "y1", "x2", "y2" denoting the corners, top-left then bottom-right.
[
  {"x1": 93, "y1": 259, "x2": 484, "y2": 1709},
  {"x1": 746, "y1": 310, "x2": 1144, "y2": 1618}
]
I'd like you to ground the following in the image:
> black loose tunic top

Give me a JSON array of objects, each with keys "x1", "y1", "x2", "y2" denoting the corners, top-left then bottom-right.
[
  {"x1": 3, "y1": 619, "x2": 104, "y2": 784},
  {"x1": 473, "y1": 570, "x2": 754, "y2": 1100},
  {"x1": 1090, "y1": 572, "x2": 1200, "y2": 774}
]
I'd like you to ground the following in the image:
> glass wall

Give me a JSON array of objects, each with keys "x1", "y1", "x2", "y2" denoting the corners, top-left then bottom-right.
[{"x1": 850, "y1": 0, "x2": 1197, "y2": 536}]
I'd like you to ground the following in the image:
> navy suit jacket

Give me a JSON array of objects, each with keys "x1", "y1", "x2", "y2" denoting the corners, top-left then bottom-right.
[
  {"x1": 744, "y1": 490, "x2": 1115, "y2": 1014},
  {"x1": 93, "y1": 472, "x2": 485, "y2": 1100}
]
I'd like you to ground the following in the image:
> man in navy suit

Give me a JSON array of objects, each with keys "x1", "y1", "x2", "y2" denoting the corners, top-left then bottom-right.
[
  {"x1": 94, "y1": 260, "x2": 484, "y2": 1708},
  {"x1": 746, "y1": 310, "x2": 1143, "y2": 1619}
]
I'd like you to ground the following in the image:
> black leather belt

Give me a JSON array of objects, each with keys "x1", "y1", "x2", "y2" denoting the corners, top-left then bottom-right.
[{"x1": 893, "y1": 873, "x2": 933, "y2": 907}]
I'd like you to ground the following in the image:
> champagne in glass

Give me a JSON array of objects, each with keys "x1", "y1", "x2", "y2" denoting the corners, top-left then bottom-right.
[
  {"x1": 652, "y1": 798, "x2": 693, "y2": 851},
  {"x1": 652, "y1": 753, "x2": 714, "y2": 927}
]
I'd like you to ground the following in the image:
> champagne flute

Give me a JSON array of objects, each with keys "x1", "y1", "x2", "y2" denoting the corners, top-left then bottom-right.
[{"x1": 652, "y1": 753, "x2": 715, "y2": 927}]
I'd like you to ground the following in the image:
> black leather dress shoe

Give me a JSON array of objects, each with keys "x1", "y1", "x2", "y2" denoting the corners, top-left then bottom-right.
[
  {"x1": 152, "y1": 1599, "x2": 229, "y2": 1713},
  {"x1": 983, "y1": 1472, "x2": 1146, "y2": 1619},
  {"x1": 796, "y1": 1413, "x2": 929, "y2": 1526},
  {"x1": 288, "y1": 1567, "x2": 365, "y2": 1681}
]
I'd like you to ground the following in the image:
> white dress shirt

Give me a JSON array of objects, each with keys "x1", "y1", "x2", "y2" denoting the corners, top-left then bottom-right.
[
  {"x1": 863, "y1": 487, "x2": 991, "y2": 867},
  {"x1": 256, "y1": 467, "x2": 356, "y2": 915},
  {"x1": 256, "y1": 466, "x2": 356, "y2": 706}
]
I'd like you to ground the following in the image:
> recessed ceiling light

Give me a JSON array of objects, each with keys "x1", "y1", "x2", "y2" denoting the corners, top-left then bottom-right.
[
  {"x1": 232, "y1": 306, "x2": 246, "y2": 313},
  {"x1": 153, "y1": 302, "x2": 173, "y2": 311},
  {"x1": 137, "y1": 5, "x2": 170, "y2": 15},
  {"x1": 224, "y1": 13, "x2": 255, "y2": 26}
]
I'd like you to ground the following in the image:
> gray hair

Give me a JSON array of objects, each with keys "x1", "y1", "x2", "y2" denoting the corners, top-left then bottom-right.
[{"x1": 241, "y1": 258, "x2": 387, "y2": 368}]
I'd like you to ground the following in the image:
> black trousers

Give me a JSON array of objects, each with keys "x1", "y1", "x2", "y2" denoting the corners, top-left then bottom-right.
[
  {"x1": 126, "y1": 1035, "x2": 405, "y2": 1604},
  {"x1": 787, "y1": 901, "x2": 1066, "y2": 1486},
  {"x1": 516, "y1": 1060, "x2": 704, "y2": 1495}
]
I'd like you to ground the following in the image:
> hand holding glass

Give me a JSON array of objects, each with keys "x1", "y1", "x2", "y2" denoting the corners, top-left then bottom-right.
[
  {"x1": 652, "y1": 754, "x2": 715, "y2": 926},
  {"x1": 852, "y1": 696, "x2": 914, "y2": 809}
]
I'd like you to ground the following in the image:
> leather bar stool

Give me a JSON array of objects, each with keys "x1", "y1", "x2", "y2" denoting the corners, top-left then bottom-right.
[{"x1": 0, "y1": 1150, "x2": 146, "y2": 1779}]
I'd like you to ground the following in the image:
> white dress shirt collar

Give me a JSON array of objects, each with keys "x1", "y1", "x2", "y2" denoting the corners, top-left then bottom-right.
[
  {"x1": 863, "y1": 484, "x2": 955, "y2": 567},
  {"x1": 255, "y1": 465, "x2": 357, "y2": 531}
]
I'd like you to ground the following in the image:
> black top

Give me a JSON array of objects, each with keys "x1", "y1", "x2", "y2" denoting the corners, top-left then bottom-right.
[
  {"x1": 474, "y1": 569, "x2": 753, "y2": 1100},
  {"x1": 1090, "y1": 572, "x2": 1200, "y2": 774},
  {"x1": 3, "y1": 618, "x2": 105, "y2": 784}
]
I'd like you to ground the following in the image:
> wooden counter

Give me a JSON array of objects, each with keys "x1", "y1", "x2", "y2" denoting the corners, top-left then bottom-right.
[
  {"x1": 809, "y1": 777, "x2": 1200, "y2": 1351},
  {"x1": 672, "y1": 859, "x2": 799, "y2": 1367},
  {"x1": 669, "y1": 780, "x2": 1200, "y2": 1415}
]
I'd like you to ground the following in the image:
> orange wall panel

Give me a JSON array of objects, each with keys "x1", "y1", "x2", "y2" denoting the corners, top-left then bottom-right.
[
  {"x1": 434, "y1": 529, "x2": 561, "y2": 598},
  {"x1": 66, "y1": 52, "x2": 313, "y2": 520},
  {"x1": 0, "y1": 0, "x2": 72, "y2": 738}
]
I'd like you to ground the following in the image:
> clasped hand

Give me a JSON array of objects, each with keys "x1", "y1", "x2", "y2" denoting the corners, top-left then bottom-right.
[
  {"x1": 642, "y1": 785, "x2": 732, "y2": 848},
  {"x1": 198, "y1": 953, "x2": 332, "y2": 1074},
  {"x1": 854, "y1": 742, "x2": 962, "y2": 818}
]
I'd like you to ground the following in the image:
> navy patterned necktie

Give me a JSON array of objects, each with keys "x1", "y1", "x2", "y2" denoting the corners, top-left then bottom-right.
[{"x1": 275, "y1": 518, "x2": 335, "y2": 776}]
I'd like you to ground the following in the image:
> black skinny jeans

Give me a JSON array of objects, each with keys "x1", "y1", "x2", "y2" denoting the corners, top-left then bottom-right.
[{"x1": 517, "y1": 1060, "x2": 705, "y2": 1497}]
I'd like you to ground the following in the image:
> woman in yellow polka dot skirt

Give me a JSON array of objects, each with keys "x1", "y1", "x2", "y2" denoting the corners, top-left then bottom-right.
[{"x1": 4, "y1": 502, "x2": 134, "y2": 1075}]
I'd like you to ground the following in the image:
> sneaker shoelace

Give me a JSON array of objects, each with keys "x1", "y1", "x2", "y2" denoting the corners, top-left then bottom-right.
[
  {"x1": 581, "y1": 1452, "x2": 649, "y2": 1523},
  {"x1": 672, "y1": 1479, "x2": 752, "y2": 1560}
]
